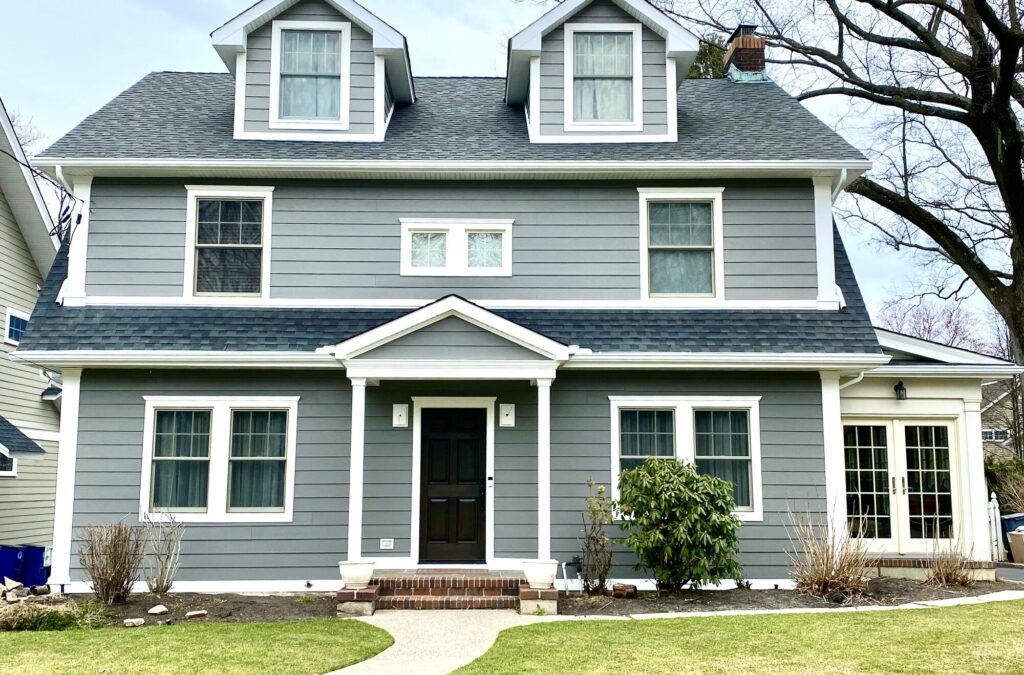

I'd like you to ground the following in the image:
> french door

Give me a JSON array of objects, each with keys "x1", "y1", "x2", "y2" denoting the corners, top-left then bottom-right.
[{"x1": 842, "y1": 420, "x2": 959, "y2": 554}]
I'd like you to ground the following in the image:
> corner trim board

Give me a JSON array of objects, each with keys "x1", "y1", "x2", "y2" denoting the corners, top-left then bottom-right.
[{"x1": 48, "y1": 368, "x2": 82, "y2": 586}]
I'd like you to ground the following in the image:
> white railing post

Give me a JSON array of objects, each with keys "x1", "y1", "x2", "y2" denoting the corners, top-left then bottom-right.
[{"x1": 989, "y1": 491, "x2": 1006, "y2": 562}]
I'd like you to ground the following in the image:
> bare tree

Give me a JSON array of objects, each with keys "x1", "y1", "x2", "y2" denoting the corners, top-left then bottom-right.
[
  {"x1": 985, "y1": 314, "x2": 1024, "y2": 458},
  {"x1": 537, "y1": 1, "x2": 1024, "y2": 362},
  {"x1": 876, "y1": 296, "x2": 989, "y2": 351},
  {"x1": 7, "y1": 110, "x2": 45, "y2": 155}
]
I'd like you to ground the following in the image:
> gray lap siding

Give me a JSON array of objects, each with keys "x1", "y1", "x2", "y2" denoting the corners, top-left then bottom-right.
[{"x1": 69, "y1": 370, "x2": 823, "y2": 582}]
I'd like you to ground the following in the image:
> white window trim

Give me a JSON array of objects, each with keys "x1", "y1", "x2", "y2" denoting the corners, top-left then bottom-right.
[
  {"x1": 399, "y1": 219, "x2": 514, "y2": 277},
  {"x1": 638, "y1": 188, "x2": 726, "y2": 304},
  {"x1": 139, "y1": 396, "x2": 299, "y2": 523},
  {"x1": 609, "y1": 396, "x2": 763, "y2": 521},
  {"x1": 183, "y1": 186, "x2": 274, "y2": 299},
  {"x1": 269, "y1": 20, "x2": 352, "y2": 131},
  {"x1": 563, "y1": 23, "x2": 644, "y2": 133},
  {"x1": 0, "y1": 446, "x2": 16, "y2": 478},
  {"x1": 4, "y1": 307, "x2": 30, "y2": 346}
]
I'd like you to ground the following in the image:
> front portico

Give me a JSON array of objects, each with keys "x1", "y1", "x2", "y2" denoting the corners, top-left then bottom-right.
[{"x1": 324, "y1": 296, "x2": 570, "y2": 568}]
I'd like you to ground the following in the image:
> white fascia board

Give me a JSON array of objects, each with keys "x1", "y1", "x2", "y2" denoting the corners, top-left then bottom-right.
[
  {"x1": 210, "y1": 0, "x2": 413, "y2": 101},
  {"x1": 0, "y1": 98, "x2": 57, "y2": 273},
  {"x1": 875, "y1": 328, "x2": 1014, "y2": 366},
  {"x1": 333, "y1": 296, "x2": 571, "y2": 361},
  {"x1": 9, "y1": 350, "x2": 340, "y2": 369},
  {"x1": 35, "y1": 157, "x2": 873, "y2": 182},
  {"x1": 866, "y1": 365, "x2": 1023, "y2": 379},
  {"x1": 344, "y1": 360, "x2": 559, "y2": 381},
  {"x1": 564, "y1": 352, "x2": 891, "y2": 370},
  {"x1": 506, "y1": 0, "x2": 699, "y2": 103}
]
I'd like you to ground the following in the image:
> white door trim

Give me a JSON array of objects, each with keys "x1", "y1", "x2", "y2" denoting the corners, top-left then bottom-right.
[{"x1": 410, "y1": 397, "x2": 496, "y2": 565}]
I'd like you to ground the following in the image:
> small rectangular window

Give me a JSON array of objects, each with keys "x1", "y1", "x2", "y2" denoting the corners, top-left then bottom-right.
[
  {"x1": 5, "y1": 309, "x2": 29, "y2": 345},
  {"x1": 194, "y1": 198, "x2": 264, "y2": 296},
  {"x1": 573, "y1": 32, "x2": 634, "y2": 123},
  {"x1": 648, "y1": 202, "x2": 714, "y2": 296},
  {"x1": 280, "y1": 30, "x2": 342, "y2": 120},
  {"x1": 694, "y1": 410, "x2": 753, "y2": 509},
  {"x1": 0, "y1": 453, "x2": 15, "y2": 477},
  {"x1": 618, "y1": 409, "x2": 674, "y2": 472},
  {"x1": 229, "y1": 410, "x2": 288, "y2": 511},
  {"x1": 151, "y1": 410, "x2": 212, "y2": 511},
  {"x1": 400, "y1": 220, "x2": 513, "y2": 276}
]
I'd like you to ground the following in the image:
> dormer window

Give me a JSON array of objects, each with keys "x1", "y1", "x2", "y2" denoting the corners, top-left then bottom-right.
[
  {"x1": 564, "y1": 24, "x2": 642, "y2": 133},
  {"x1": 269, "y1": 20, "x2": 351, "y2": 131}
]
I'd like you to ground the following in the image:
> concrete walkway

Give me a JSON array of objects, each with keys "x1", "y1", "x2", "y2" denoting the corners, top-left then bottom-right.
[{"x1": 332, "y1": 590, "x2": 1024, "y2": 675}]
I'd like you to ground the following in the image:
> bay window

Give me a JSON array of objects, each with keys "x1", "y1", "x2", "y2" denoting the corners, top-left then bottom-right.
[{"x1": 141, "y1": 397, "x2": 298, "y2": 523}]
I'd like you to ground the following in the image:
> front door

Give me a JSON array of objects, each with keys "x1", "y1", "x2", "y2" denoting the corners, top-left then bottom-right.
[
  {"x1": 843, "y1": 420, "x2": 959, "y2": 554},
  {"x1": 420, "y1": 408, "x2": 487, "y2": 563}
]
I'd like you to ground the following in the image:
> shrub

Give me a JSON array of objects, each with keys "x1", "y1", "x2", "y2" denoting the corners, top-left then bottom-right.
[
  {"x1": 143, "y1": 514, "x2": 185, "y2": 595},
  {"x1": 78, "y1": 522, "x2": 146, "y2": 605},
  {"x1": 787, "y1": 511, "x2": 870, "y2": 603},
  {"x1": 986, "y1": 455, "x2": 1024, "y2": 513},
  {"x1": 581, "y1": 479, "x2": 614, "y2": 595},
  {"x1": 927, "y1": 542, "x2": 975, "y2": 588},
  {"x1": 617, "y1": 459, "x2": 743, "y2": 590},
  {"x1": 0, "y1": 601, "x2": 110, "y2": 631}
]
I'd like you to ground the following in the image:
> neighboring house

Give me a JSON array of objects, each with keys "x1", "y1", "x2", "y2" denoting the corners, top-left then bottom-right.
[
  {"x1": 0, "y1": 98, "x2": 61, "y2": 546},
  {"x1": 981, "y1": 380, "x2": 1020, "y2": 458},
  {"x1": 16, "y1": 0, "x2": 1022, "y2": 592}
]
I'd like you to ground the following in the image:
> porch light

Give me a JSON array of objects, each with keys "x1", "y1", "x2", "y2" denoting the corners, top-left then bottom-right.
[{"x1": 894, "y1": 381, "x2": 907, "y2": 400}]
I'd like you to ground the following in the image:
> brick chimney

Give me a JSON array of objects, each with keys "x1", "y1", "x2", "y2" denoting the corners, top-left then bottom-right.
[{"x1": 724, "y1": 25, "x2": 767, "y2": 81}]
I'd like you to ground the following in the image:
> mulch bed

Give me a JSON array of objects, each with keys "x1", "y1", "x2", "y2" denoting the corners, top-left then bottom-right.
[
  {"x1": 102, "y1": 593, "x2": 338, "y2": 626},
  {"x1": 558, "y1": 578, "x2": 1022, "y2": 616}
]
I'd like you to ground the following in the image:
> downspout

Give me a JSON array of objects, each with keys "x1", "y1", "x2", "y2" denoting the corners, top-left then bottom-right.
[
  {"x1": 831, "y1": 169, "x2": 848, "y2": 202},
  {"x1": 838, "y1": 371, "x2": 866, "y2": 391}
]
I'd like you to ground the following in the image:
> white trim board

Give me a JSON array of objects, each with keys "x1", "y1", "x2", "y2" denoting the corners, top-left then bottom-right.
[
  {"x1": 139, "y1": 396, "x2": 300, "y2": 524},
  {"x1": 410, "y1": 397, "x2": 497, "y2": 565}
]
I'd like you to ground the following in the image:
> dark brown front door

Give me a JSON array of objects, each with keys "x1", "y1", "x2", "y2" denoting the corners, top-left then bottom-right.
[{"x1": 420, "y1": 408, "x2": 487, "y2": 563}]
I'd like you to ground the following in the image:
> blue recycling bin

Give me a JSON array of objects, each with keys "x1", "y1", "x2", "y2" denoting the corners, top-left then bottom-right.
[
  {"x1": 0, "y1": 545, "x2": 48, "y2": 586},
  {"x1": 1002, "y1": 513, "x2": 1024, "y2": 560}
]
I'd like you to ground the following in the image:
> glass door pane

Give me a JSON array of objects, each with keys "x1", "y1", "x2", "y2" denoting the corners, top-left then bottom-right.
[
  {"x1": 903, "y1": 425, "x2": 954, "y2": 539},
  {"x1": 843, "y1": 425, "x2": 894, "y2": 540}
]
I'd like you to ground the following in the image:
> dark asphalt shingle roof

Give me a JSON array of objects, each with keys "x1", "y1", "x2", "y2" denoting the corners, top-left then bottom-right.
[
  {"x1": 19, "y1": 229, "x2": 881, "y2": 355},
  {"x1": 0, "y1": 416, "x2": 44, "y2": 455},
  {"x1": 39, "y1": 74, "x2": 866, "y2": 163}
]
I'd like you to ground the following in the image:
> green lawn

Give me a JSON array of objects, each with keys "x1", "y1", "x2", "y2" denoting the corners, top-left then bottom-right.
[
  {"x1": 461, "y1": 600, "x2": 1024, "y2": 674},
  {"x1": 0, "y1": 618, "x2": 392, "y2": 675}
]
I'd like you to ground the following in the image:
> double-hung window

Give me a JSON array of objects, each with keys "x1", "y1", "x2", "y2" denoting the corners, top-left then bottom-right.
[
  {"x1": 270, "y1": 21, "x2": 351, "y2": 130},
  {"x1": 0, "y1": 449, "x2": 15, "y2": 478},
  {"x1": 610, "y1": 396, "x2": 763, "y2": 520},
  {"x1": 142, "y1": 397, "x2": 298, "y2": 523},
  {"x1": 639, "y1": 189, "x2": 725, "y2": 301},
  {"x1": 401, "y1": 219, "x2": 513, "y2": 276},
  {"x1": 185, "y1": 187, "x2": 273, "y2": 298},
  {"x1": 4, "y1": 307, "x2": 29, "y2": 346},
  {"x1": 565, "y1": 24, "x2": 642, "y2": 132}
]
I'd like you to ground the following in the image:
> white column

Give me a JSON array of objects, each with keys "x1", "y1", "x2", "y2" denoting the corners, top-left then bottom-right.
[
  {"x1": 64, "y1": 178, "x2": 93, "y2": 304},
  {"x1": 347, "y1": 378, "x2": 366, "y2": 562},
  {"x1": 820, "y1": 371, "x2": 847, "y2": 539},
  {"x1": 536, "y1": 378, "x2": 552, "y2": 561},
  {"x1": 963, "y1": 393, "x2": 991, "y2": 560},
  {"x1": 49, "y1": 368, "x2": 82, "y2": 587},
  {"x1": 812, "y1": 176, "x2": 838, "y2": 309}
]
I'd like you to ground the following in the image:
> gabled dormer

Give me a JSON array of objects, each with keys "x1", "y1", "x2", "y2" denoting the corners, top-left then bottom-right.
[
  {"x1": 506, "y1": 0, "x2": 699, "y2": 144},
  {"x1": 212, "y1": 0, "x2": 414, "y2": 142}
]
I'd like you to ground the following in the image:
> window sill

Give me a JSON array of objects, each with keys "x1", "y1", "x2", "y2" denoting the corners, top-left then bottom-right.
[
  {"x1": 564, "y1": 121, "x2": 643, "y2": 133},
  {"x1": 141, "y1": 511, "x2": 293, "y2": 524},
  {"x1": 400, "y1": 268, "x2": 513, "y2": 278},
  {"x1": 269, "y1": 118, "x2": 350, "y2": 132}
]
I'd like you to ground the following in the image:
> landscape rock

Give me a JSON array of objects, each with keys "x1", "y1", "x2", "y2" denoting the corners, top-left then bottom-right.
[
  {"x1": 611, "y1": 583, "x2": 638, "y2": 599},
  {"x1": 123, "y1": 618, "x2": 145, "y2": 628},
  {"x1": 147, "y1": 604, "x2": 169, "y2": 616},
  {"x1": 185, "y1": 610, "x2": 208, "y2": 620},
  {"x1": 3, "y1": 577, "x2": 23, "y2": 592}
]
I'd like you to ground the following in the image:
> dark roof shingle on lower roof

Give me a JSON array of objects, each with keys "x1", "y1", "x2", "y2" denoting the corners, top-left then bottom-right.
[
  {"x1": 18, "y1": 229, "x2": 881, "y2": 356},
  {"x1": 39, "y1": 74, "x2": 866, "y2": 163},
  {"x1": 0, "y1": 416, "x2": 44, "y2": 455}
]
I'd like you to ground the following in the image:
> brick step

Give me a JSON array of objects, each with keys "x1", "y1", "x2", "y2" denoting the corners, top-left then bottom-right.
[
  {"x1": 376, "y1": 595, "x2": 519, "y2": 610},
  {"x1": 371, "y1": 575, "x2": 522, "y2": 593}
]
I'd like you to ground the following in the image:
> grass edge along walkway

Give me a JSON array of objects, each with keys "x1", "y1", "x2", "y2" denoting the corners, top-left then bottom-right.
[{"x1": 459, "y1": 598, "x2": 1024, "y2": 674}]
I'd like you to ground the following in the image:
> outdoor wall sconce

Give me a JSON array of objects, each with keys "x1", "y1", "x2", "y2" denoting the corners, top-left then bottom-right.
[{"x1": 894, "y1": 381, "x2": 907, "y2": 400}]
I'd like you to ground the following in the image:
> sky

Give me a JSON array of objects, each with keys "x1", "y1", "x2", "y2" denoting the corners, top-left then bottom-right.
[{"x1": 0, "y1": 0, "x2": 914, "y2": 317}]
